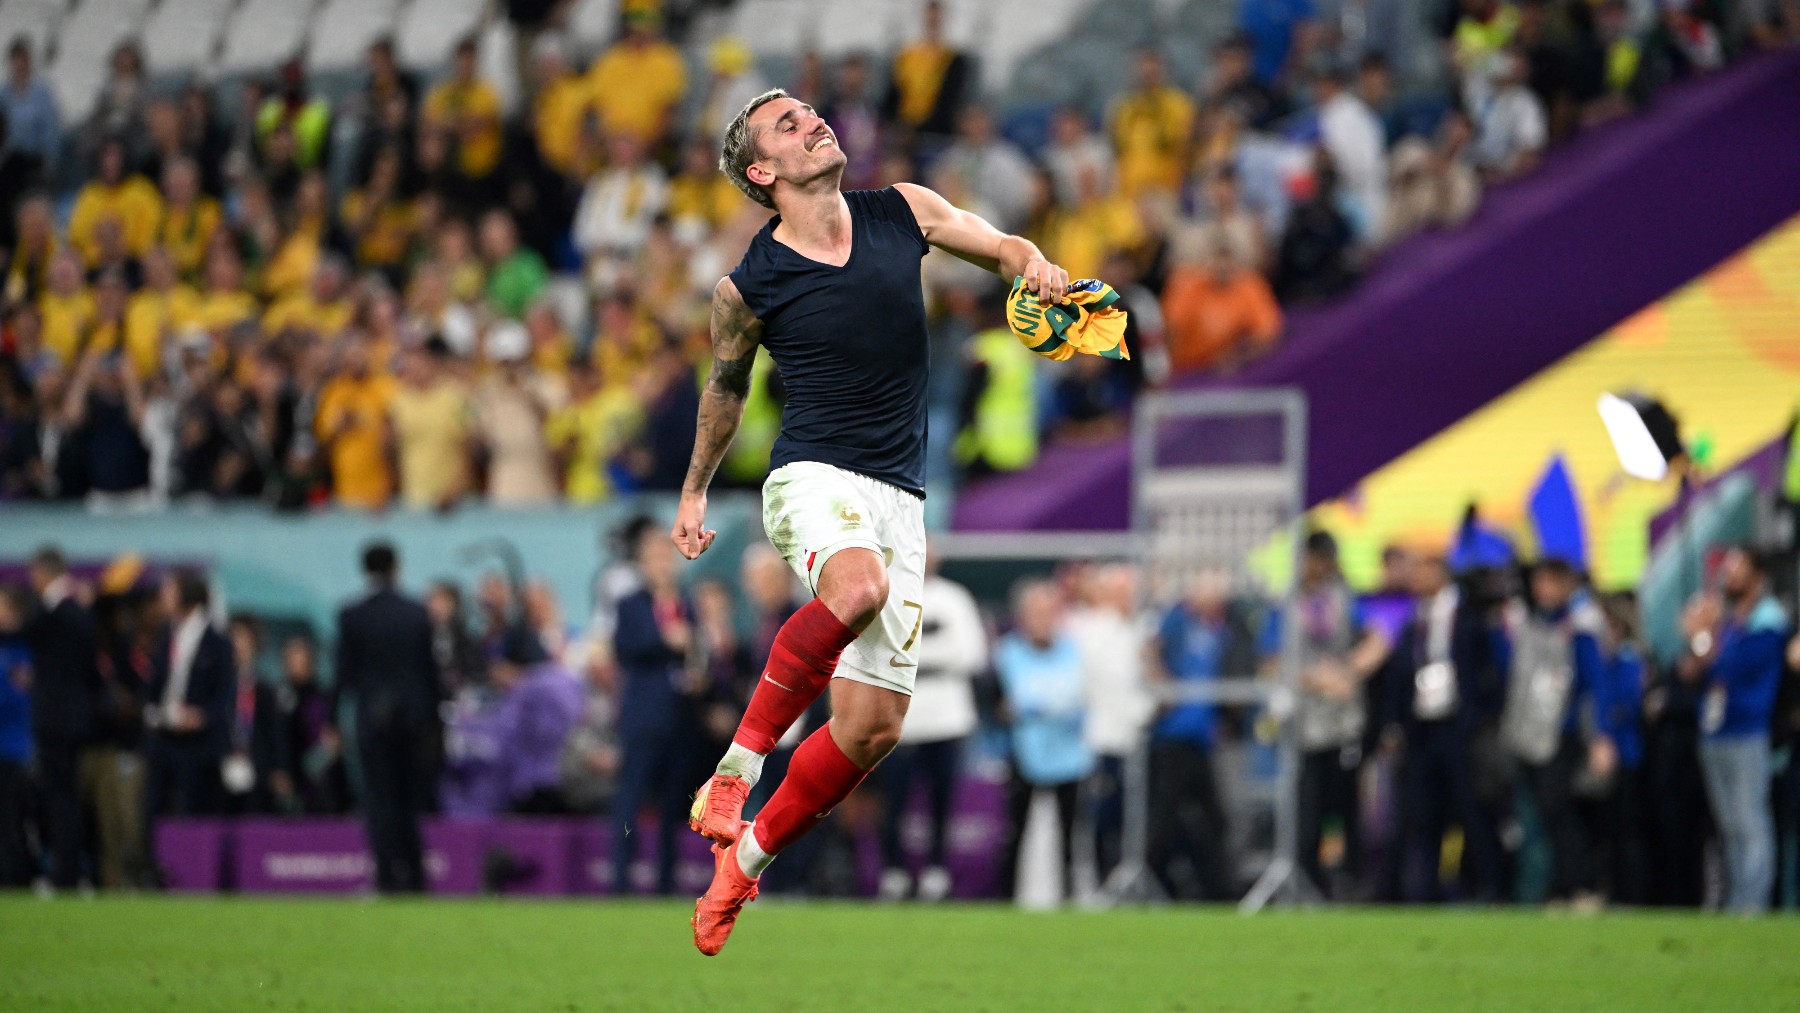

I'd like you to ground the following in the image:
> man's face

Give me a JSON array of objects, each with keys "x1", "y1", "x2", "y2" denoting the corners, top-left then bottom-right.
[
  {"x1": 1412, "y1": 559, "x2": 1450, "y2": 597},
  {"x1": 839, "y1": 58, "x2": 867, "y2": 98},
  {"x1": 9, "y1": 50, "x2": 27, "y2": 85},
  {"x1": 1135, "y1": 53, "x2": 1164, "y2": 90},
  {"x1": 1358, "y1": 66, "x2": 1390, "y2": 105},
  {"x1": 99, "y1": 145, "x2": 124, "y2": 184},
  {"x1": 1720, "y1": 549, "x2": 1759, "y2": 598},
  {"x1": 1530, "y1": 568, "x2": 1575, "y2": 611},
  {"x1": 744, "y1": 98, "x2": 844, "y2": 197},
  {"x1": 1216, "y1": 46, "x2": 1248, "y2": 83}
]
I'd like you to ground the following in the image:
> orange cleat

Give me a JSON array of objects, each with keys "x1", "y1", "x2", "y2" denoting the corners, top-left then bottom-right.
[
  {"x1": 689, "y1": 774, "x2": 750, "y2": 845},
  {"x1": 692, "y1": 835, "x2": 760, "y2": 956}
]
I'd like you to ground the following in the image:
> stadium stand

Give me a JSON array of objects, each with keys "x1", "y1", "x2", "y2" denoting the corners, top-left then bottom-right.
[{"x1": 2, "y1": 0, "x2": 1800, "y2": 922}]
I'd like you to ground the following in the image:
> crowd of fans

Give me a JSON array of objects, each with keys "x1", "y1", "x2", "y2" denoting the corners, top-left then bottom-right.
[
  {"x1": 3, "y1": 521, "x2": 1796, "y2": 911},
  {"x1": 2, "y1": 0, "x2": 1790, "y2": 507}
]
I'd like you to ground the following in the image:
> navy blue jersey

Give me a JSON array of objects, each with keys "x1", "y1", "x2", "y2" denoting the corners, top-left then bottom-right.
[{"x1": 729, "y1": 187, "x2": 931, "y2": 496}]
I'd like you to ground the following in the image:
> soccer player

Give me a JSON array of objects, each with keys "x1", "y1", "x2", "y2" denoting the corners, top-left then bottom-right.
[{"x1": 672, "y1": 88, "x2": 1071, "y2": 954}]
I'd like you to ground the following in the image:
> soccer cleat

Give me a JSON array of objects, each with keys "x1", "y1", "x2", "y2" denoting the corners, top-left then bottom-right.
[
  {"x1": 689, "y1": 774, "x2": 751, "y2": 845},
  {"x1": 691, "y1": 837, "x2": 759, "y2": 956}
]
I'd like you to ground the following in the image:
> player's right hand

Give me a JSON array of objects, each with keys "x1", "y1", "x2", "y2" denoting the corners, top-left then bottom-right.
[{"x1": 672, "y1": 492, "x2": 717, "y2": 560}]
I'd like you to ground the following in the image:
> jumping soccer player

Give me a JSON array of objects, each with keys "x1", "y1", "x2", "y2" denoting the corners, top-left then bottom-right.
[{"x1": 672, "y1": 88, "x2": 1071, "y2": 955}]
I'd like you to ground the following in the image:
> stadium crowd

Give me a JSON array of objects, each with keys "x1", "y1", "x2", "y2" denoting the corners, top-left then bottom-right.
[
  {"x1": 1, "y1": 0, "x2": 1788, "y2": 508},
  {"x1": 3, "y1": 519, "x2": 1798, "y2": 912}
]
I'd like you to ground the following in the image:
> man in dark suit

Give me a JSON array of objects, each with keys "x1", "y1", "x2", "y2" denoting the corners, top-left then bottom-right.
[
  {"x1": 1378, "y1": 554, "x2": 1506, "y2": 903},
  {"x1": 24, "y1": 546, "x2": 103, "y2": 889},
  {"x1": 143, "y1": 570, "x2": 235, "y2": 825},
  {"x1": 334, "y1": 542, "x2": 441, "y2": 893}
]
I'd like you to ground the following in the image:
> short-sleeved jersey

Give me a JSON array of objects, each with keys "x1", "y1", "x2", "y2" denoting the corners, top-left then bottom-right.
[{"x1": 729, "y1": 187, "x2": 931, "y2": 497}]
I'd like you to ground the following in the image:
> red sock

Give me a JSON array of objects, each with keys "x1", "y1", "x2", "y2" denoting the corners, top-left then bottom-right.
[
  {"x1": 753, "y1": 725, "x2": 870, "y2": 855},
  {"x1": 732, "y1": 598, "x2": 857, "y2": 755}
]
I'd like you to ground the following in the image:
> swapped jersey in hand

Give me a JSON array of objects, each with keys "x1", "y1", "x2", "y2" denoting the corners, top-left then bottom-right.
[{"x1": 1006, "y1": 276, "x2": 1130, "y2": 361}]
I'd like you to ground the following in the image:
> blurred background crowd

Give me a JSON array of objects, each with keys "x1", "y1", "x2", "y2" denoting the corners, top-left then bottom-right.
[
  {"x1": 3, "y1": 514, "x2": 1797, "y2": 911},
  {"x1": 1, "y1": 0, "x2": 1790, "y2": 512}
]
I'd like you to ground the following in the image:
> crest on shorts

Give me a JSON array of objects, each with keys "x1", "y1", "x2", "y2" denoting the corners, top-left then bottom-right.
[{"x1": 839, "y1": 505, "x2": 862, "y2": 525}]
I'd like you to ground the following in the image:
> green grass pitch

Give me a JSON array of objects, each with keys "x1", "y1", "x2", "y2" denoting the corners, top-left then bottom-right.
[{"x1": 3, "y1": 896, "x2": 1797, "y2": 1011}]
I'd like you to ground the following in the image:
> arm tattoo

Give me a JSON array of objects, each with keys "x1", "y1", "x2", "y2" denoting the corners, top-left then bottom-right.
[{"x1": 681, "y1": 278, "x2": 764, "y2": 495}]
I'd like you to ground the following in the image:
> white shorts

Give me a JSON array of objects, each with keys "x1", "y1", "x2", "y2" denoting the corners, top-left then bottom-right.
[{"x1": 761, "y1": 461, "x2": 926, "y2": 696}]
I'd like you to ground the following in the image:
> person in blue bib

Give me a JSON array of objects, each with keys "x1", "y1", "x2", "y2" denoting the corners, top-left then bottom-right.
[
  {"x1": 671, "y1": 88, "x2": 1077, "y2": 954},
  {"x1": 1678, "y1": 545, "x2": 1790, "y2": 914}
]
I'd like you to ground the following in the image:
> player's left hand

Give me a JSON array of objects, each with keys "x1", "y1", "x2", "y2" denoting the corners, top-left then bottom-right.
[{"x1": 1022, "y1": 257, "x2": 1070, "y2": 306}]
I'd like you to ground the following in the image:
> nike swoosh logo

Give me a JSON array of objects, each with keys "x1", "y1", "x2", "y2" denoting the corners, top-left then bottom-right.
[
  {"x1": 762, "y1": 673, "x2": 797, "y2": 691},
  {"x1": 889, "y1": 656, "x2": 916, "y2": 668}
]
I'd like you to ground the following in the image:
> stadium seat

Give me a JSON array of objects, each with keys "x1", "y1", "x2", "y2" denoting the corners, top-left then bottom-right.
[
  {"x1": 218, "y1": 0, "x2": 317, "y2": 75},
  {"x1": 393, "y1": 0, "x2": 486, "y2": 72},
  {"x1": 566, "y1": 0, "x2": 621, "y2": 51},
  {"x1": 141, "y1": 0, "x2": 236, "y2": 77},
  {"x1": 973, "y1": 0, "x2": 1083, "y2": 95},
  {"x1": 44, "y1": 0, "x2": 151, "y2": 126},
  {"x1": 305, "y1": 0, "x2": 402, "y2": 73},
  {"x1": 0, "y1": 0, "x2": 70, "y2": 67},
  {"x1": 726, "y1": 0, "x2": 811, "y2": 56}
]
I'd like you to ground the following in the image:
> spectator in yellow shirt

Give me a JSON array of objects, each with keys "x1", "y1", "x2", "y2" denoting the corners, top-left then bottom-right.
[
  {"x1": 434, "y1": 217, "x2": 488, "y2": 304},
  {"x1": 261, "y1": 172, "x2": 331, "y2": 299},
  {"x1": 125, "y1": 247, "x2": 201, "y2": 379},
  {"x1": 68, "y1": 138, "x2": 163, "y2": 265},
  {"x1": 155, "y1": 157, "x2": 220, "y2": 281},
  {"x1": 3, "y1": 195, "x2": 58, "y2": 305},
  {"x1": 530, "y1": 39, "x2": 592, "y2": 179},
  {"x1": 586, "y1": 10, "x2": 687, "y2": 144},
  {"x1": 340, "y1": 147, "x2": 416, "y2": 275},
  {"x1": 882, "y1": 0, "x2": 971, "y2": 139},
  {"x1": 314, "y1": 337, "x2": 397, "y2": 509},
  {"x1": 546, "y1": 357, "x2": 642, "y2": 504},
  {"x1": 524, "y1": 301, "x2": 574, "y2": 378},
  {"x1": 80, "y1": 270, "x2": 131, "y2": 362},
  {"x1": 192, "y1": 246, "x2": 259, "y2": 336},
  {"x1": 38, "y1": 250, "x2": 95, "y2": 364},
  {"x1": 667, "y1": 139, "x2": 748, "y2": 238},
  {"x1": 264, "y1": 256, "x2": 355, "y2": 339},
  {"x1": 1109, "y1": 50, "x2": 1196, "y2": 199},
  {"x1": 1038, "y1": 163, "x2": 1147, "y2": 282},
  {"x1": 388, "y1": 338, "x2": 471, "y2": 510},
  {"x1": 426, "y1": 37, "x2": 504, "y2": 186}
]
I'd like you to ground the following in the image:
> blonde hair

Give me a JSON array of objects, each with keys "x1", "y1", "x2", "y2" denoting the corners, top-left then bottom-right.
[{"x1": 719, "y1": 88, "x2": 790, "y2": 210}]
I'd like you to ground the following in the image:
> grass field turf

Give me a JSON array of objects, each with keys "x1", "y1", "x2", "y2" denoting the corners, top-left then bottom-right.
[{"x1": 4, "y1": 897, "x2": 1798, "y2": 1012}]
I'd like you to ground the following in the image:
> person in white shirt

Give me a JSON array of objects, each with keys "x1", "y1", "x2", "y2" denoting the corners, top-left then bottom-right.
[
  {"x1": 144, "y1": 571, "x2": 235, "y2": 825},
  {"x1": 933, "y1": 106, "x2": 1037, "y2": 234},
  {"x1": 1469, "y1": 49, "x2": 1547, "y2": 180},
  {"x1": 1312, "y1": 64, "x2": 1388, "y2": 241},
  {"x1": 1042, "y1": 105, "x2": 1117, "y2": 210},
  {"x1": 877, "y1": 545, "x2": 987, "y2": 901},
  {"x1": 1067, "y1": 562, "x2": 1155, "y2": 882},
  {"x1": 572, "y1": 132, "x2": 670, "y2": 272}
]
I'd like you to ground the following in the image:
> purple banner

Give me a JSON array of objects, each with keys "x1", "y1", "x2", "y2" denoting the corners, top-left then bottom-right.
[
  {"x1": 234, "y1": 818, "x2": 370, "y2": 893},
  {"x1": 422, "y1": 819, "x2": 486, "y2": 894},
  {"x1": 155, "y1": 819, "x2": 230, "y2": 892},
  {"x1": 154, "y1": 774, "x2": 1013, "y2": 898}
]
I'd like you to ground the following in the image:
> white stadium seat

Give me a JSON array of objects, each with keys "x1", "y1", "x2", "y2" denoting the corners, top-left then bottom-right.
[
  {"x1": 0, "y1": 0, "x2": 71, "y2": 67},
  {"x1": 393, "y1": 0, "x2": 485, "y2": 71},
  {"x1": 218, "y1": 0, "x2": 317, "y2": 75},
  {"x1": 566, "y1": 0, "x2": 620, "y2": 51},
  {"x1": 306, "y1": 0, "x2": 402, "y2": 73},
  {"x1": 141, "y1": 0, "x2": 236, "y2": 76},
  {"x1": 45, "y1": 0, "x2": 151, "y2": 125}
]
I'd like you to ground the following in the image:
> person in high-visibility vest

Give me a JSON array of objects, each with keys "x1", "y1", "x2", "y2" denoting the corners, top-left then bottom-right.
[{"x1": 954, "y1": 325, "x2": 1039, "y2": 477}]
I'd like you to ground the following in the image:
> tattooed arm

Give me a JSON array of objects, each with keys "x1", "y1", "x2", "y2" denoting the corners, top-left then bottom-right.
[{"x1": 671, "y1": 276, "x2": 765, "y2": 560}]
